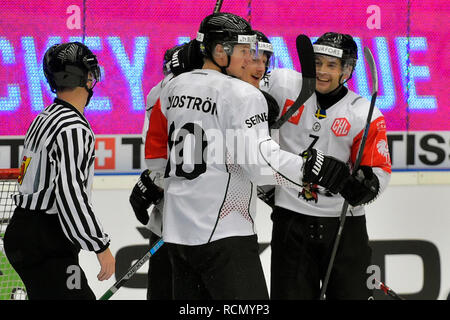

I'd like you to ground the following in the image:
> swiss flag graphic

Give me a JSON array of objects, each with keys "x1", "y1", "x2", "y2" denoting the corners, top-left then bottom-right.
[
  {"x1": 95, "y1": 137, "x2": 115, "y2": 169},
  {"x1": 281, "y1": 99, "x2": 304, "y2": 125}
]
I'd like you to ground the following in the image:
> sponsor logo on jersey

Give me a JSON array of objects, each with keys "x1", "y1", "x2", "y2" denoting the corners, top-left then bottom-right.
[
  {"x1": 331, "y1": 118, "x2": 351, "y2": 136},
  {"x1": 312, "y1": 122, "x2": 321, "y2": 132},
  {"x1": 281, "y1": 99, "x2": 304, "y2": 125},
  {"x1": 245, "y1": 112, "x2": 268, "y2": 128},
  {"x1": 376, "y1": 118, "x2": 387, "y2": 131},
  {"x1": 18, "y1": 156, "x2": 31, "y2": 185},
  {"x1": 167, "y1": 95, "x2": 218, "y2": 116}
]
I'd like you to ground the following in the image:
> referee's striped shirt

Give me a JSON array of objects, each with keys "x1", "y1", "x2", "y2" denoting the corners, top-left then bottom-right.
[{"x1": 14, "y1": 98, "x2": 110, "y2": 253}]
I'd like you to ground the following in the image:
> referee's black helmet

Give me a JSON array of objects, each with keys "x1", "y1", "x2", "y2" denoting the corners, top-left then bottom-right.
[{"x1": 43, "y1": 42, "x2": 101, "y2": 93}]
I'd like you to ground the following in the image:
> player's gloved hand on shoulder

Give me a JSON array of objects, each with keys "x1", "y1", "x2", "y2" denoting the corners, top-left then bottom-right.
[
  {"x1": 301, "y1": 148, "x2": 350, "y2": 194},
  {"x1": 169, "y1": 39, "x2": 204, "y2": 76},
  {"x1": 129, "y1": 170, "x2": 164, "y2": 225},
  {"x1": 340, "y1": 166, "x2": 380, "y2": 207}
]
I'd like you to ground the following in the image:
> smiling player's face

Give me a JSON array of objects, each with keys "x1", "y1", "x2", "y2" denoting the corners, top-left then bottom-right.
[
  {"x1": 225, "y1": 44, "x2": 253, "y2": 79},
  {"x1": 241, "y1": 52, "x2": 268, "y2": 88},
  {"x1": 315, "y1": 55, "x2": 345, "y2": 94}
]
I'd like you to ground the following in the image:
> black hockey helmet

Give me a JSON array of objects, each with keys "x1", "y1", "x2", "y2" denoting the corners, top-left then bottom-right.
[
  {"x1": 43, "y1": 42, "x2": 101, "y2": 93},
  {"x1": 196, "y1": 12, "x2": 256, "y2": 59},
  {"x1": 313, "y1": 32, "x2": 357, "y2": 69}
]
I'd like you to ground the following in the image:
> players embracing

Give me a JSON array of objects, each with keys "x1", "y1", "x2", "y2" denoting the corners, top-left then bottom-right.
[{"x1": 130, "y1": 13, "x2": 351, "y2": 300}]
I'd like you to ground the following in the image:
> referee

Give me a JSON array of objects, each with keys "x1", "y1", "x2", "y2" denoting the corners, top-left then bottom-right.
[{"x1": 4, "y1": 42, "x2": 115, "y2": 300}]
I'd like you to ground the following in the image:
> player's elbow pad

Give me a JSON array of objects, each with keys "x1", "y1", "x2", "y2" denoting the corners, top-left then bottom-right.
[{"x1": 340, "y1": 166, "x2": 380, "y2": 207}]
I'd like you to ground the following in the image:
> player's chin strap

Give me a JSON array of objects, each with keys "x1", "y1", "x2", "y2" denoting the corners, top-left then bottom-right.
[
  {"x1": 204, "y1": 44, "x2": 231, "y2": 75},
  {"x1": 84, "y1": 85, "x2": 94, "y2": 106},
  {"x1": 211, "y1": 54, "x2": 231, "y2": 75},
  {"x1": 325, "y1": 68, "x2": 354, "y2": 96}
]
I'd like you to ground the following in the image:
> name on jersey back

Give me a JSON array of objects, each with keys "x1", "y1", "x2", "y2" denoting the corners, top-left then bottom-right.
[{"x1": 167, "y1": 95, "x2": 217, "y2": 116}]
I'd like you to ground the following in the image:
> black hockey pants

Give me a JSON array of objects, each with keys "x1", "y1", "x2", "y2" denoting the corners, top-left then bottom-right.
[
  {"x1": 270, "y1": 206, "x2": 373, "y2": 300},
  {"x1": 166, "y1": 235, "x2": 269, "y2": 300},
  {"x1": 4, "y1": 207, "x2": 95, "y2": 300}
]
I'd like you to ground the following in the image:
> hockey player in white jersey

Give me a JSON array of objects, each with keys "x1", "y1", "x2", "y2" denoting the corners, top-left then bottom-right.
[
  {"x1": 261, "y1": 32, "x2": 392, "y2": 299},
  {"x1": 129, "y1": 41, "x2": 206, "y2": 300},
  {"x1": 241, "y1": 30, "x2": 280, "y2": 129},
  {"x1": 144, "y1": 14, "x2": 350, "y2": 300},
  {"x1": 129, "y1": 45, "x2": 181, "y2": 300}
]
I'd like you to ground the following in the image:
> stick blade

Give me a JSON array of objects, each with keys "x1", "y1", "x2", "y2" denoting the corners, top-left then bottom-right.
[
  {"x1": 296, "y1": 35, "x2": 316, "y2": 80},
  {"x1": 364, "y1": 47, "x2": 378, "y2": 95}
]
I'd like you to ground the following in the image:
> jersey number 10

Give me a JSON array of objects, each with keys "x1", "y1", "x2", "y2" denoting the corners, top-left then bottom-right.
[{"x1": 164, "y1": 122, "x2": 208, "y2": 180}]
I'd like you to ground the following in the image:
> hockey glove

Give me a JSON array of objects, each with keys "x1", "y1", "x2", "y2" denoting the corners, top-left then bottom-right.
[
  {"x1": 301, "y1": 148, "x2": 350, "y2": 194},
  {"x1": 340, "y1": 166, "x2": 380, "y2": 207},
  {"x1": 129, "y1": 170, "x2": 164, "y2": 225},
  {"x1": 169, "y1": 39, "x2": 204, "y2": 76}
]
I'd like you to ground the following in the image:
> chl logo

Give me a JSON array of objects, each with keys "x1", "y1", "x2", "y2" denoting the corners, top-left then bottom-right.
[{"x1": 331, "y1": 118, "x2": 351, "y2": 137}]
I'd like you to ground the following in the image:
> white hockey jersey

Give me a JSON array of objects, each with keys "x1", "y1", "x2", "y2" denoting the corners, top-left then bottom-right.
[
  {"x1": 142, "y1": 74, "x2": 173, "y2": 236},
  {"x1": 261, "y1": 68, "x2": 391, "y2": 217},
  {"x1": 145, "y1": 69, "x2": 305, "y2": 245}
]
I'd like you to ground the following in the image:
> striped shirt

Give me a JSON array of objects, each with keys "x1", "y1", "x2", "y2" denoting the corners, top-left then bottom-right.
[{"x1": 14, "y1": 98, "x2": 110, "y2": 253}]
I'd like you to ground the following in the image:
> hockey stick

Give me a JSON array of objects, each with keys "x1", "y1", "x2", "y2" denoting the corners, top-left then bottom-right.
[
  {"x1": 213, "y1": 0, "x2": 223, "y2": 13},
  {"x1": 270, "y1": 34, "x2": 316, "y2": 130},
  {"x1": 376, "y1": 280, "x2": 406, "y2": 300},
  {"x1": 98, "y1": 238, "x2": 164, "y2": 300},
  {"x1": 319, "y1": 47, "x2": 378, "y2": 300}
]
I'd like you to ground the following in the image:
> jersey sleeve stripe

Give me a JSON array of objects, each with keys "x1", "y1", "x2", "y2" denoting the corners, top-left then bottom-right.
[{"x1": 145, "y1": 98, "x2": 168, "y2": 159}]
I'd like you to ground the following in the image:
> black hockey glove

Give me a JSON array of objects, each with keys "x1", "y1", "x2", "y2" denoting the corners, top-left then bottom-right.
[
  {"x1": 340, "y1": 166, "x2": 380, "y2": 207},
  {"x1": 129, "y1": 170, "x2": 164, "y2": 225},
  {"x1": 169, "y1": 39, "x2": 204, "y2": 76},
  {"x1": 301, "y1": 148, "x2": 350, "y2": 194},
  {"x1": 260, "y1": 90, "x2": 280, "y2": 128}
]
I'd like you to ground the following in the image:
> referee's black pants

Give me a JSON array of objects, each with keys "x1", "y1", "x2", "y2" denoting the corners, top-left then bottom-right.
[
  {"x1": 270, "y1": 206, "x2": 373, "y2": 300},
  {"x1": 3, "y1": 207, "x2": 95, "y2": 300},
  {"x1": 166, "y1": 235, "x2": 269, "y2": 300}
]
